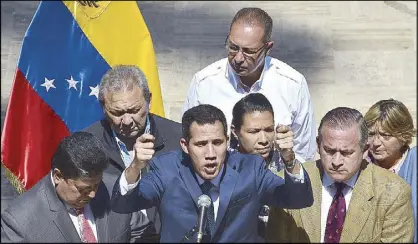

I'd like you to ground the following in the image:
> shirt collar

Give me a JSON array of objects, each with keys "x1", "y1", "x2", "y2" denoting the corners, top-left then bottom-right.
[
  {"x1": 195, "y1": 164, "x2": 224, "y2": 189},
  {"x1": 226, "y1": 56, "x2": 272, "y2": 91},
  {"x1": 322, "y1": 169, "x2": 359, "y2": 189}
]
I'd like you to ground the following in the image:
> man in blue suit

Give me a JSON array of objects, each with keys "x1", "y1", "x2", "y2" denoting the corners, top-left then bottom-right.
[{"x1": 111, "y1": 104, "x2": 313, "y2": 242}]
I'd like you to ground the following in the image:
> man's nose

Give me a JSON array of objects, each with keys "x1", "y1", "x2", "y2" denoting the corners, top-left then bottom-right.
[
  {"x1": 205, "y1": 144, "x2": 216, "y2": 159},
  {"x1": 258, "y1": 132, "x2": 269, "y2": 145},
  {"x1": 331, "y1": 153, "x2": 344, "y2": 167},
  {"x1": 234, "y1": 50, "x2": 245, "y2": 63},
  {"x1": 121, "y1": 114, "x2": 133, "y2": 125}
]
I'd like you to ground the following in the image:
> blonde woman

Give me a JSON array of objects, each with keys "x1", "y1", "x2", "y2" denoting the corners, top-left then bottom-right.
[{"x1": 365, "y1": 98, "x2": 417, "y2": 242}]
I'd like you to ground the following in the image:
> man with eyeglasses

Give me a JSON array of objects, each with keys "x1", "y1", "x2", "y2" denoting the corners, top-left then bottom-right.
[{"x1": 182, "y1": 7, "x2": 316, "y2": 166}]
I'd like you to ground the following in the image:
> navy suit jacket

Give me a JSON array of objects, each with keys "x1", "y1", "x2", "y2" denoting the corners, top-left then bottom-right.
[{"x1": 112, "y1": 150, "x2": 313, "y2": 242}]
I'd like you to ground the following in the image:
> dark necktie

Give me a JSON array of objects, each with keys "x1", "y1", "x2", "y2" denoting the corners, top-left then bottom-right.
[
  {"x1": 200, "y1": 181, "x2": 215, "y2": 240},
  {"x1": 324, "y1": 182, "x2": 346, "y2": 243},
  {"x1": 74, "y1": 208, "x2": 97, "y2": 243}
]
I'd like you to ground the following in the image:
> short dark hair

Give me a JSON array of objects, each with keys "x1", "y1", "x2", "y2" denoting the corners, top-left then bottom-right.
[
  {"x1": 51, "y1": 132, "x2": 109, "y2": 179},
  {"x1": 182, "y1": 105, "x2": 228, "y2": 142},
  {"x1": 231, "y1": 93, "x2": 274, "y2": 131},
  {"x1": 230, "y1": 7, "x2": 273, "y2": 43},
  {"x1": 318, "y1": 107, "x2": 368, "y2": 150}
]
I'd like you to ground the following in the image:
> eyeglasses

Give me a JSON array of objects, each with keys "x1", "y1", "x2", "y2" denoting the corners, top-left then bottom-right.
[{"x1": 225, "y1": 35, "x2": 267, "y2": 58}]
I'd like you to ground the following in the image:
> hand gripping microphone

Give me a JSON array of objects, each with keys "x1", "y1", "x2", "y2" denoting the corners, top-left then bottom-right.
[{"x1": 196, "y1": 194, "x2": 212, "y2": 243}]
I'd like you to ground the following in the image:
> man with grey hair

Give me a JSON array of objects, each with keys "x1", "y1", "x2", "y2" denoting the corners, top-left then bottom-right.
[
  {"x1": 182, "y1": 7, "x2": 316, "y2": 166},
  {"x1": 266, "y1": 107, "x2": 414, "y2": 243},
  {"x1": 83, "y1": 64, "x2": 182, "y2": 242}
]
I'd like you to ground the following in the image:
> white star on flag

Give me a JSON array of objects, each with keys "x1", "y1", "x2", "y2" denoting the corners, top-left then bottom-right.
[
  {"x1": 89, "y1": 85, "x2": 99, "y2": 99},
  {"x1": 40, "y1": 77, "x2": 56, "y2": 92},
  {"x1": 66, "y1": 76, "x2": 79, "y2": 90}
]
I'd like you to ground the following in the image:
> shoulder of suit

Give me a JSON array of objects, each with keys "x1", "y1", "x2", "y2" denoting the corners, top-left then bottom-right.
[
  {"x1": 150, "y1": 113, "x2": 180, "y2": 126},
  {"x1": 82, "y1": 119, "x2": 107, "y2": 136},
  {"x1": 269, "y1": 57, "x2": 306, "y2": 85},
  {"x1": 192, "y1": 58, "x2": 228, "y2": 84},
  {"x1": 2, "y1": 176, "x2": 49, "y2": 218},
  {"x1": 368, "y1": 163, "x2": 411, "y2": 191},
  {"x1": 300, "y1": 160, "x2": 320, "y2": 175}
]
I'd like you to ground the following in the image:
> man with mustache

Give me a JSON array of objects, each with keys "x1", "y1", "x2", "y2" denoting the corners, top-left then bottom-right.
[
  {"x1": 83, "y1": 65, "x2": 182, "y2": 242},
  {"x1": 111, "y1": 104, "x2": 314, "y2": 242},
  {"x1": 266, "y1": 107, "x2": 414, "y2": 243},
  {"x1": 1, "y1": 132, "x2": 148, "y2": 242},
  {"x1": 182, "y1": 7, "x2": 316, "y2": 166}
]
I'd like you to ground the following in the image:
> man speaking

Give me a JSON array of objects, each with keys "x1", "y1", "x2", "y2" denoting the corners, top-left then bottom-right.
[{"x1": 111, "y1": 104, "x2": 314, "y2": 242}]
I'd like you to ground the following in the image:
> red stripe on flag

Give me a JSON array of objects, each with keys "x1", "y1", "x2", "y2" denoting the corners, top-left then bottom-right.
[{"x1": 1, "y1": 69, "x2": 70, "y2": 190}]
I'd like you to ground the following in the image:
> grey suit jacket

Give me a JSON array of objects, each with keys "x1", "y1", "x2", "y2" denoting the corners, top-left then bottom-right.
[{"x1": 1, "y1": 172, "x2": 149, "y2": 243}]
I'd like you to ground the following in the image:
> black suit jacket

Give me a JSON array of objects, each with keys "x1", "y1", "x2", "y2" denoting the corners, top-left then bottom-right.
[
  {"x1": 83, "y1": 113, "x2": 182, "y2": 239},
  {"x1": 1, "y1": 172, "x2": 147, "y2": 243}
]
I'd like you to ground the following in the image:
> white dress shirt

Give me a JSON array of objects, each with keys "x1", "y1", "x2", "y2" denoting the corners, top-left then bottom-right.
[
  {"x1": 320, "y1": 171, "x2": 359, "y2": 243},
  {"x1": 182, "y1": 56, "x2": 316, "y2": 162},
  {"x1": 50, "y1": 173, "x2": 98, "y2": 241}
]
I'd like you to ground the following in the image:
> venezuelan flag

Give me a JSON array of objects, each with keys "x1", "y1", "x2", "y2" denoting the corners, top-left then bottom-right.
[{"x1": 1, "y1": 1, "x2": 164, "y2": 192}]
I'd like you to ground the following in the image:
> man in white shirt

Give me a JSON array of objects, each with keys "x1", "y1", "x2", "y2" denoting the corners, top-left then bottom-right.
[
  {"x1": 182, "y1": 7, "x2": 316, "y2": 163},
  {"x1": 111, "y1": 104, "x2": 314, "y2": 242},
  {"x1": 266, "y1": 107, "x2": 414, "y2": 243},
  {"x1": 1, "y1": 132, "x2": 150, "y2": 243}
]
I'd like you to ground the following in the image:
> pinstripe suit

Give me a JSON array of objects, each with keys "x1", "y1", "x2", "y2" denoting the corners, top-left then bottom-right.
[{"x1": 266, "y1": 160, "x2": 414, "y2": 243}]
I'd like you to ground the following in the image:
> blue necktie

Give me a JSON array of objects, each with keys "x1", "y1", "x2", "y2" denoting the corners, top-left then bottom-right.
[{"x1": 200, "y1": 181, "x2": 215, "y2": 240}]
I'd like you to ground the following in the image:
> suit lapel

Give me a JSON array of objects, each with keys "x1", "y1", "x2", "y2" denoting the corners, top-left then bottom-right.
[
  {"x1": 179, "y1": 156, "x2": 203, "y2": 208},
  {"x1": 340, "y1": 161, "x2": 374, "y2": 242},
  {"x1": 90, "y1": 182, "x2": 109, "y2": 242},
  {"x1": 299, "y1": 160, "x2": 323, "y2": 242},
  {"x1": 100, "y1": 120, "x2": 126, "y2": 170},
  {"x1": 45, "y1": 174, "x2": 81, "y2": 242},
  {"x1": 214, "y1": 162, "x2": 239, "y2": 235}
]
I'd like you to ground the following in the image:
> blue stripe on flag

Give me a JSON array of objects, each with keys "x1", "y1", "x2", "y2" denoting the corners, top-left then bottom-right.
[{"x1": 17, "y1": 1, "x2": 110, "y2": 132}]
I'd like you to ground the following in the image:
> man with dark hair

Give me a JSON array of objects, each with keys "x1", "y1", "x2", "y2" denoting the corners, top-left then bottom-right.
[
  {"x1": 183, "y1": 7, "x2": 316, "y2": 165},
  {"x1": 266, "y1": 107, "x2": 414, "y2": 243},
  {"x1": 111, "y1": 104, "x2": 313, "y2": 242},
  {"x1": 83, "y1": 65, "x2": 182, "y2": 241},
  {"x1": 1, "y1": 132, "x2": 149, "y2": 242}
]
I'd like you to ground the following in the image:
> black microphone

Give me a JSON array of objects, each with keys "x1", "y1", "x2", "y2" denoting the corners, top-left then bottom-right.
[{"x1": 196, "y1": 194, "x2": 212, "y2": 243}]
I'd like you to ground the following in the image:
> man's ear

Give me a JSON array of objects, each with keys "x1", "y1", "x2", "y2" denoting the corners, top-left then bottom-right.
[
  {"x1": 362, "y1": 143, "x2": 370, "y2": 159},
  {"x1": 180, "y1": 138, "x2": 189, "y2": 154},
  {"x1": 316, "y1": 136, "x2": 320, "y2": 154},
  {"x1": 53, "y1": 168, "x2": 64, "y2": 186},
  {"x1": 230, "y1": 125, "x2": 240, "y2": 140},
  {"x1": 265, "y1": 41, "x2": 274, "y2": 56},
  {"x1": 148, "y1": 93, "x2": 152, "y2": 112}
]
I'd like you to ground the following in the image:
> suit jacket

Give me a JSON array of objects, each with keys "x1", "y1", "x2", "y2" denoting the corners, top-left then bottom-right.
[
  {"x1": 1, "y1": 172, "x2": 148, "y2": 243},
  {"x1": 83, "y1": 113, "x2": 182, "y2": 238},
  {"x1": 111, "y1": 150, "x2": 314, "y2": 242},
  {"x1": 266, "y1": 160, "x2": 414, "y2": 243}
]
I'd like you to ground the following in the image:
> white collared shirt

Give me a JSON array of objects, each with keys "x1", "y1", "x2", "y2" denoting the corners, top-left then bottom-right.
[
  {"x1": 194, "y1": 166, "x2": 224, "y2": 221},
  {"x1": 320, "y1": 170, "x2": 359, "y2": 243},
  {"x1": 182, "y1": 56, "x2": 316, "y2": 162},
  {"x1": 50, "y1": 173, "x2": 98, "y2": 241}
]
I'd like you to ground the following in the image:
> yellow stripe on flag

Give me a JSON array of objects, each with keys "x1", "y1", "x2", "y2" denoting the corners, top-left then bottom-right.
[{"x1": 63, "y1": 1, "x2": 165, "y2": 117}]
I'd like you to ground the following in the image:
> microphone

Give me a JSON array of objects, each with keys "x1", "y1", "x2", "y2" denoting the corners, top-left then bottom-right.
[{"x1": 196, "y1": 194, "x2": 212, "y2": 243}]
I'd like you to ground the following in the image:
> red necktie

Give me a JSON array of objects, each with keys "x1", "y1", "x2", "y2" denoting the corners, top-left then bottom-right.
[
  {"x1": 74, "y1": 208, "x2": 97, "y2": 243},
  {"x1": 324, "y1": 182, "x2": 346, "y2": 243}
]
